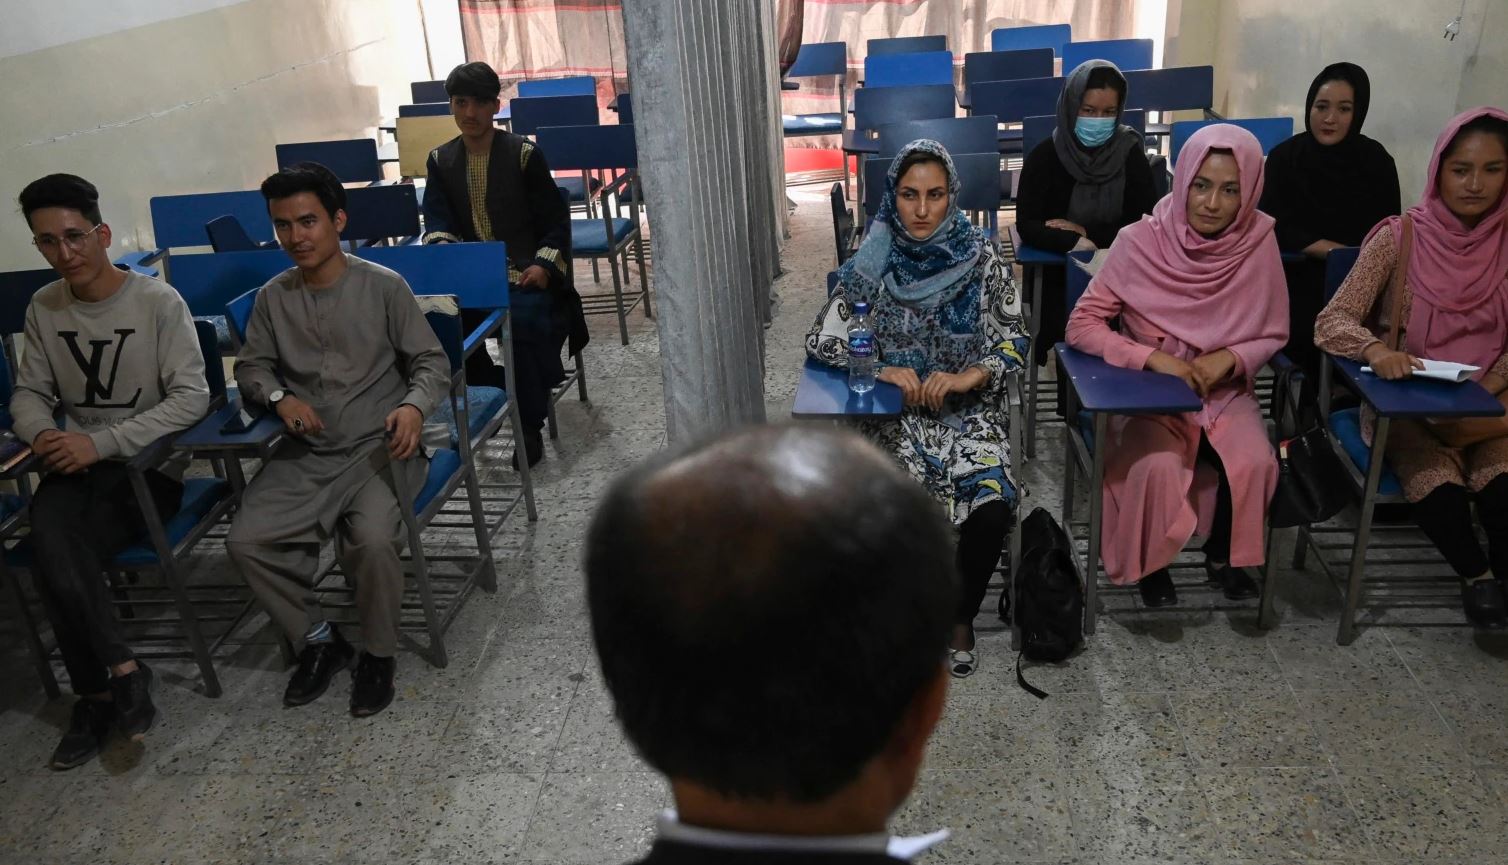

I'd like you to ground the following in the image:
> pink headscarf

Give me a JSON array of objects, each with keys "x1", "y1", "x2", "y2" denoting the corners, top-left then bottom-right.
[
  {"x1": 1092, "y1": 124, "x2": 1289, "y2": 402},
  {"x1": 1364, "y1": 106, "x2": 1508, "y2": 376}
]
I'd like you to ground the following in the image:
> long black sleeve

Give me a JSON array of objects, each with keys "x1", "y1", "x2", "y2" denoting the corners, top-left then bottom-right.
[
  {"x1": 1014, "y1": 140, "x2": 1083, "y2": 253},
  {"x1": 521, "y1": 142, "x2": 572, "y2": 284}
]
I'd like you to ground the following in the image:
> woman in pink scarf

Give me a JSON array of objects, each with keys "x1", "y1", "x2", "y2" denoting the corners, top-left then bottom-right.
[
  {"x1": 1315, "y1": 107, "x2": 1508, "y2": 629},
  {"x1": 1066, "y1": 124, "x2": 1288, "y2": 607}
]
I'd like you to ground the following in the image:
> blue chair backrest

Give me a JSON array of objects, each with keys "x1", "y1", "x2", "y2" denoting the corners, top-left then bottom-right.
[
  {"x1": 535, "y1": 124, "x2": 637, "y2": 171},
  {"x1": 853, "y1": 84, "x2": 955, "y2": 135},
  {"x1": 411, "y1": 80, "x2": 448, "y2": 103},
  {"x1": 1324, "y1": 247, "x2": 1362, "y2": 302},
  {"x1": 343, "y1": 183, "x2": 421, "y2": 242},
  {"x1": 1022, "y1": 109, "x2": 1145, "y2": 156},
  {"x1": 205, "y1": 215, "x2": 262, "y2": 253},
  {"x1": 509, "y1": 94, "x2": 599, "y2": 136},
  {"x1": 169, "y1": 249, "x2": 291, "y2": 319},
  {"x1": 1170, "y1": 117, "x2": 1293, "y2": 165},
  {"x1": 868, "y1": 35, "x2": 946, "y2": 57},
  {"x1": 865, "y1": 50, "x2": 954, "y2": 88},
  {"x1": 398, "y1": 102, "x2": 451, "y2": 117},
  {"x1": 1066, "y1": 249, "x2": 1095, "y2": 311},
  {"x1": 963, "y1": 49, "x2": 1054, "y2": 90},
  {"x1": 617, "y1": 92, "x2": 634, "y2": 124},
  {"x1": 991, "y1": 24, "x2": 1071, "y2": 56},
  {"x1": 151, "y1": 190, "x2": 272, "y2": 250},
  {"x1": 1061, "y1": 38, "x2": 1155, "y2": 73},
  {"x1": 275, "y1": 139, "x2": 382, "y2": 183},
  {"x1": 969, "y1": 76, "x2": 1063, "y2": 124},
  {"x1": 357, "y1": 242, "x2": 510, "y2": 311},
  {"x1": 878, "y1": 115, "x2": 999, "y2": 158},
  {"x1": 788, "y1": 42, "x2": 847, "y2": 78},
  {"x1": 1123, "y1": 66, "x2": 1214, "y2": 113},
  {"x1": 0, "y1": 267, "x2": 58, "y2": 336},
  {"x1": 862, "y1": 152, "x2": 1000, "y2": 216},
  {"x1": 518, "y1": 76, "x2": 595, "y2": 98}
]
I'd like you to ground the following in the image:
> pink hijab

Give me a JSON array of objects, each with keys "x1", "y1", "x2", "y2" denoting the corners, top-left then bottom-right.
[
  {"x1": 1092, "y1": 124, "x2": 1289, "y2": 390},
  {"x1": 1364, "y1": 106, "x2": 1508, "y2": 375}
]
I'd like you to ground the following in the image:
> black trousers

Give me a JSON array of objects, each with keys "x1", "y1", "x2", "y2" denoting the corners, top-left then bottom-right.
[
  {"x1": 956, "y1": 500, "x2": 1013, "y2": 626},
  {"x1": 462, "y1": 289, "x2": 567, "y2": 435},
  {"x1": 29, "y1": 462, "x2": 182, "y2": 695},
  {"x1": 1412, "y1": 474, "x2": 1508, "y2": 580}
]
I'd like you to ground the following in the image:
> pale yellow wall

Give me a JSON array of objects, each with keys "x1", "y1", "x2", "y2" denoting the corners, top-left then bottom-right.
[
  {"x1": 0, "y1": 0, "x2": 432, "y2": 270},
  {"x1": 1163, "y1": 0, "x2": 1506, "y2": 204}
]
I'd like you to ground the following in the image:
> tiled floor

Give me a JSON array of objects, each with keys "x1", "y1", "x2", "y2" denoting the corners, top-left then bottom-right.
[{"x1": 3, "y1": 186, "x2": 1508, "y2": 864}]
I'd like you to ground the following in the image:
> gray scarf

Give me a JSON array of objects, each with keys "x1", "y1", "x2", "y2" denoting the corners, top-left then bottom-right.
[{"x1": 1052, "y1": 59, "x2": 1141, "y2": 227}]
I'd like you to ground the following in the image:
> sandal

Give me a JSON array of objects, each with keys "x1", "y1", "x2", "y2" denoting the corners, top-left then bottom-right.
[{"x1": 949, "y1": 649, "x2": 977, "y2": 678}]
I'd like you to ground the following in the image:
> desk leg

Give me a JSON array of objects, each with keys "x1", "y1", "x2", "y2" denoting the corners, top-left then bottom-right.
[
  {"x1": 1338, "y1": 416, "x2": 1389, "y2": 646},
  {"x1": 1025, "y1": 266, "x2": 1043, "y2": 460},
  {"x1": 1084, "y1": 413, "x2": 1107, "y2": 636}
]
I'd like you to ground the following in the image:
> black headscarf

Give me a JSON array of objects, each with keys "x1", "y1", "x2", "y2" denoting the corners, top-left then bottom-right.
[{"x1": 1260, "y1": 62, "x2": 1401, "y2": 250}]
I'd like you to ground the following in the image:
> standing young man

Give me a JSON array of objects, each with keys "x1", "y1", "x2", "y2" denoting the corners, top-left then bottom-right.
[
  {"x1": 13, "y1": 174, "x2": 210, "y2": 769},
  {"x1": 226, "y1": 163, "x2": 449, "y2": 717},
  {"x1": 421, "y1": 60, "x2": 589, "y2": 468}
]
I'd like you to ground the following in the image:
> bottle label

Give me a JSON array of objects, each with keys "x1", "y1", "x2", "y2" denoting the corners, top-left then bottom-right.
[{"x1": 849, "y1": 335, "x2": 874, "y2": 358}]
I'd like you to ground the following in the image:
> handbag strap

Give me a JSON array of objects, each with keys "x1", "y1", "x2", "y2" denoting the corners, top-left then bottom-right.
[{"x1": 1386, "y1": 214, "x2": 1413, "y2": 352}]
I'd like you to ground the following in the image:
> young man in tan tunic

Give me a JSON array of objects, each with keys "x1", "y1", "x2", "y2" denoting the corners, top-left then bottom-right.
[{"x1": 226, "y1": 164, "x2": 449, "y2": 717}]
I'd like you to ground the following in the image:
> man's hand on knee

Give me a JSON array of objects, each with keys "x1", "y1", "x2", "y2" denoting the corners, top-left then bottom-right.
[{"x1": 385, "y1": 404, "x2": 423, "y2": 460}]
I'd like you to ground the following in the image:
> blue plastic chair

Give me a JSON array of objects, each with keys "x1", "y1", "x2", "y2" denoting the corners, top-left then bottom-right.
[
  {"x1": 867, "y1": 35, "x2": 946, "y2": 56},
  {"x1": 411, "y1": 79, "x2": 448, "y2": 103},
  {"x1": 536, "y1": 124, "x2": 650, "y2": 346},
  {"x1": 990, "y1": 24, "x2": 1071, "y2": 55},
  {"x1": 1283, "y1": 247, "x2": 1507, "y2": 643},
  {"x1": 275, "y1": 139, "x2": 383, "y2": 184},
  {"x1": 1170, "y1": 117, "x2": 1294, "y2": 166},
  {"x1": 784, "y1": 42, "x2": 847, "y2": 139},
  {"x1": 518, "y1": 76, "x2": 595, "y2": 97},
  {"x1": 864, "y1": 50, "x2": 954, "y2": 89},
  {"x1": 1061, "y1": 38, "x2": 1155, "y2": 73}
]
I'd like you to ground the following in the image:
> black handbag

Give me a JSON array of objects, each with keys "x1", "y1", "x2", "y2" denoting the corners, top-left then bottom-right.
[{"x1": 1267, "y1": 364, "x2": 1349, "y2": 528}]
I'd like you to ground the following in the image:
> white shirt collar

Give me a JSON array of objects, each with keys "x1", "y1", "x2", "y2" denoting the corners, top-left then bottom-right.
[{"x1": 656, "y1": 810, "x2": 949, "y2": 860}]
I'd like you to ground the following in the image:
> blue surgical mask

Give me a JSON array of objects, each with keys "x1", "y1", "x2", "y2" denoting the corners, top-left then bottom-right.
[{"x1": 1074, "y1": 116, "x2": 1116, "y2": 148}]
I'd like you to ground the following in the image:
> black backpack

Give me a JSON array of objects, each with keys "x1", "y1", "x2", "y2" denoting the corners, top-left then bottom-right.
[{"x1": 1009, "y1": 507, "x2": 1084, "y2": 698}]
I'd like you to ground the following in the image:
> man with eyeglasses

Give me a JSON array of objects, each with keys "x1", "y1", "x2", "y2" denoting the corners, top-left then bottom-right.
[{"x1": 13, "y1": 173, "x2": 210, "y2": 769}]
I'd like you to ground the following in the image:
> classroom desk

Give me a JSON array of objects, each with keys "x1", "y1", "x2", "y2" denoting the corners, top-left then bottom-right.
[
  {"x1": 1010, "y1": 224, "x2": 1068, "y2": 459},
  {"x1": 792, "y1": 358, "x2": 904, "y2": 419}
]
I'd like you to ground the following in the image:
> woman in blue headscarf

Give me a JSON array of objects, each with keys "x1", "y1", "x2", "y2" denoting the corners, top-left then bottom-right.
[{"x1": 807, "y1": 139, "x2": 1029, "y2": 678}]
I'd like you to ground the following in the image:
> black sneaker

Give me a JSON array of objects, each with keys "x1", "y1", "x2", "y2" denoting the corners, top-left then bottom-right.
[
  {"x1": 110, "y1": 661, "x2": 157, "y2": 741},
  {"x1": 283, "y1": 625, "x2": 355, "y2": 707},
  {"x1": 1462, "y1": 579, "x2": 1508, "y2": 630},
  {"x1": 350, "y1": 652, "x2": 396, "y2": 718},
  {"x1": 1206, "y1": 560, "x2": 1260, "y2": 601},
  {"x1": 50, "y1": 699, "x2": 116, "y2": 770},
  {"x1": 511, "y1": 429, "x2": 544, "y2": 470},
  {"x1": 1137, "y1": 568, "x2": 1178, "y2": 607}
]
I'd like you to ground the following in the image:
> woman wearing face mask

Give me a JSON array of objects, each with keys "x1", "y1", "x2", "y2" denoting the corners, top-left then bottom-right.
[
  {"x1": 807, "y1": 140, "x2": 1030, "y2": 677},
  {"x1": 1016, "y1": 59, "x2": 1158, "y2": 370},
  {"x1": 1066, "y1": 125, "x2": 1288, "y2": 607},
  {"x1": 1315, "y1": 107, "x2": 1508, "y2": 629},
  {"x1": 1260, "y1": 62, "x2": 1401, "y2": 391}
]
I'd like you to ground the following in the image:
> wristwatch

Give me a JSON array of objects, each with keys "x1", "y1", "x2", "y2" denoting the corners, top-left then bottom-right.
[{"x1": 268, "y1": 389, "x2": 288, "y2": 407}]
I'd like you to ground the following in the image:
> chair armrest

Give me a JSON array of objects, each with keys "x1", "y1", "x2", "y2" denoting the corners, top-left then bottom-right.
[
  {"x1": 1329, "y1": 355, "x2": 1506, "y2": 418},
  {"x1": 1056, "y1": 343, "x2": 1202, "y2": 415},
  {"x1": 171, "y1": 401, "x2": 286, "y2": 457},
  {"x1": 463, "y1": 308, "x2": 507, "y2": 359}
]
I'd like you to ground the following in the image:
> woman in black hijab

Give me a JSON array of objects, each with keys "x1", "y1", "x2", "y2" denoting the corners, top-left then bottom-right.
[{"x1": 1260, "y1": 62, "x2": 1400, "y2": 385}]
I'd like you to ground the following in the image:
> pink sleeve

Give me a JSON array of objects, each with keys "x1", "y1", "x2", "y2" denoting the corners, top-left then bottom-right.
[{"x1": 1066, "y1": 279, "x2": 1158, "y2": 371}]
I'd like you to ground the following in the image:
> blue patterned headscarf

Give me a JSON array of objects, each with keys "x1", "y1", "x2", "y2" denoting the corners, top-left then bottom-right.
[{"x1": 840, "y1": 139, "x2": 984, "y2": 309}]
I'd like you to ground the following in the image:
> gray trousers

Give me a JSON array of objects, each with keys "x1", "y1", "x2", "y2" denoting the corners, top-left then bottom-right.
[{"x1": 227, "y1": 471, "x2": 407, "y2": 657}]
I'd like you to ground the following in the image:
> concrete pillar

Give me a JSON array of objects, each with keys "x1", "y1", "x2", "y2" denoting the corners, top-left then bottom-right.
[{"x1": 622, "y1": 0, "x2": 786, "y2": 441}]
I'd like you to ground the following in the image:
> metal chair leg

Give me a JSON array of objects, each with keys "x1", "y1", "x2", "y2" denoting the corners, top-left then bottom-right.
[{"x1": 1338, "y1": 416, "x2": 1390, "y2": 645}]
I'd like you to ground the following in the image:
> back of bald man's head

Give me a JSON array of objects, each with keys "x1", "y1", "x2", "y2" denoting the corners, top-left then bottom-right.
[{"x1": 585, "y1": 424, "x2": 956, "y2": 803}]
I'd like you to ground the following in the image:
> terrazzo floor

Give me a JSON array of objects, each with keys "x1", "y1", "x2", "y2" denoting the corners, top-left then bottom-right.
[{"x1": 2, "y1": 184, "x2": 1508, "y2": 864}]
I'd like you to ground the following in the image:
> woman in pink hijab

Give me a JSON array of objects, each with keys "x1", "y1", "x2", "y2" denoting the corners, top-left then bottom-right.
[
  {"x1": 1316, "y1": 107, "x2": 1508, "y2": 629},
  {"x1": 1066, "y1": 124, "x2": 1288, "y2": 607}
]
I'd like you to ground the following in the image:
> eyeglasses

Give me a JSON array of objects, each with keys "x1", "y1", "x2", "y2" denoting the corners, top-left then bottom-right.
[{"x1": 32, "y1": 223, "x2": 104, "y2": 255}]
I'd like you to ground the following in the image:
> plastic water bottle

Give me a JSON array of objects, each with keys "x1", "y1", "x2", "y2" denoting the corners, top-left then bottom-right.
[{"x1": 847, "y1": 301, "x2": 876, "y2": 394}]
